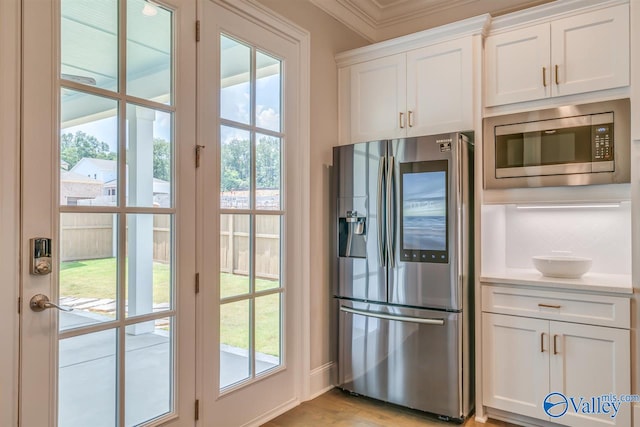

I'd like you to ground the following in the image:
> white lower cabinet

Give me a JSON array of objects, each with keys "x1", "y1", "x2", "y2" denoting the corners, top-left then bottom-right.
[{"x1": 482, "y1": 287, "x2": 631, "y2": 427}]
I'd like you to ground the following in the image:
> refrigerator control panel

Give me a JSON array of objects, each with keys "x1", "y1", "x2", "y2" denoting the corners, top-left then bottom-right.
[{"x1": 401, "y1": 250, "x2": 448, "y2": 263}]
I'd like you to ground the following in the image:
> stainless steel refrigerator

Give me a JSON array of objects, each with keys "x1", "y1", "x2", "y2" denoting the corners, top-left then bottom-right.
[{"x1": 332, "y1": 133, "x2": 474, "y2": 421}]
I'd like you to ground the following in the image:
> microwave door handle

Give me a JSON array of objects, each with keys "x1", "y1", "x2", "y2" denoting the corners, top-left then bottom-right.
[
  {"x1": 386, "y1": 156, "x2": 395, "y2": 268},
  {"x1": 377, "y1": 156, "x2": 386, "y2": 267}
]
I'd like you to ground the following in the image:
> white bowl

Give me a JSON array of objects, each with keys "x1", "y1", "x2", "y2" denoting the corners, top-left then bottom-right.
[{"x1": 532, "y1": 255, "x2": 592, "y2": 279}]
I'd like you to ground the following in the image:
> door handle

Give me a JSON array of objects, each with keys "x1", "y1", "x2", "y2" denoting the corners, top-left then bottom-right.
[
  {"x1": 553, "y1": 334, "x2": 560, "y2": 355},
  {"x1": 408, "y1": 110, "x2": 414, "y2": 127},
  {"x1": 555, "y1": 64, "x2": 559, "y2": 85},
  {"x1": 542, "y1": 67, "x2": 547, "y2": 87},
  {"x1": 30, "y1": 294, "x2": 73, "y2": 312},
  {"x1": 541, "y1": 332, "x2": 546, "y2": 352},
  {"x1": 399, "y1": 112, "x2": 405, "y2": 129}
]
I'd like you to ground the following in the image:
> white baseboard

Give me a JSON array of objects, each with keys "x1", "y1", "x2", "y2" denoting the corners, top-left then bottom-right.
[
  {"x1": 474, "y1": 414, "x2": 488, "y2": 423},
  {"x1": 634, "y1": 403, "x2": 640, "y2": 427},
  {"x1": 242, "y1": 397, "x2": 300, "y2": 427},
  {"x1": 308, "y1": 362, "x2": 335, "y2": 400}
]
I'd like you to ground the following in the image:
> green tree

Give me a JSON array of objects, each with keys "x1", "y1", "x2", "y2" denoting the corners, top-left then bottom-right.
[
  {"x1": 153, "y1": 138, "x2": 171, "y2": 181},
  {"x1": 60, "y1": 131, "x2": 116, "y2": 169},
  {"x1": 221, "y1": 138, "x2": 250, "y2": 191},
  {"x1": 256, "y1": 136, "x2": 280, "y2": 189},
  {"x1": 220, "y1": 136, "x2": 281, "y2": 192}
]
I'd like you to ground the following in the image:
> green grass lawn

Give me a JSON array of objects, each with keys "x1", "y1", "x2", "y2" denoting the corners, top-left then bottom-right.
[{"x1": 60, "y1": 258, "x2": 281, "y2": 356}]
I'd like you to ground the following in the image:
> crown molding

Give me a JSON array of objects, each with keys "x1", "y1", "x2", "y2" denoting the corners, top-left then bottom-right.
[
  {"x1": 335, "y1": 13, "x2": 490, "y2": 67},
  {"x1": 312, "y1": 0, "x2": 552, "y2": 42},
  {"x1": 488, "y1": 0, "x2": 628, "y2": 33}
]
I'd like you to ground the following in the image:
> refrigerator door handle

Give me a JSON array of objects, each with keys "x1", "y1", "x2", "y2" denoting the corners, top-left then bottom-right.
[
  {"x1": 386, "y1": 156, "x2": 395, "y2": 268},
  {"x1": 340, "y1": 305, "x2": 445, "y2": 326},
  {"x1": 456, "y1": 135, "x2": 464, "y2": 292},
  {"x1": 377, "y1": 156, "x2": 386, "y2": 267}
]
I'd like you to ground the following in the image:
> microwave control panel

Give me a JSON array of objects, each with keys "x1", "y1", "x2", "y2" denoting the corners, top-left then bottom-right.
[{"x1": 593, "y1": 124, "x2": 613, "y2": 161}]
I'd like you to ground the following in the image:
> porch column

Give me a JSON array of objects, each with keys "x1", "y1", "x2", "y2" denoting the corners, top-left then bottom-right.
[{"x1": 127, "y1": 106, "x2": 155, "y2": 335}]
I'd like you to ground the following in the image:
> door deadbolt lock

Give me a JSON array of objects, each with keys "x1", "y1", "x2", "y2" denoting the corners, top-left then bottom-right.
[{"x1": 30, "y1": 238, "x2": 52, "y2": 275}]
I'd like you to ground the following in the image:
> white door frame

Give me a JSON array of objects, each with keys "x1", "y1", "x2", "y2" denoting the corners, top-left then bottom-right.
[
  {"x1": 196, "y1": 0, "x2": 311, "y2": 424},
  {"x1": 19, "y1": 0, "x2": 197, "y2": 425},
  {"x1": 0, "y1": 0, "x2": 20, "y2": 425}
]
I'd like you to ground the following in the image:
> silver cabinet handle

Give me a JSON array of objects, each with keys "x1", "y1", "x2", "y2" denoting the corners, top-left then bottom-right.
[
  {"x1": 30, "y1": 294, "x2": 73, "y2": 312},
  {"x1": 553, "y1": 334, "x2": 560, "y2": 355},
  {"x1": 340, "y1": 306, "x2": 445, "y2": 326},
  {"x1": 399, "y1": 112, "x2": 405, "y2": 129},
  {"x1": 541, "y1": 332, "x2": 546, "y2": 353},
  {"x1": 408, "y1": 110, "x2": 414, "y2": 127}
]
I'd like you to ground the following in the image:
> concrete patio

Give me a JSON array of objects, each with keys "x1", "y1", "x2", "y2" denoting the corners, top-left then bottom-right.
[{"x1": 58, "y1": 309, "x2": 278, "y2": 426}]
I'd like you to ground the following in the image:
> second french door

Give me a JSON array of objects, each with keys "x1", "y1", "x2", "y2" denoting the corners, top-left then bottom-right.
[{"x1": 197, "y1": 1, "x2": 307, "y2": 425}]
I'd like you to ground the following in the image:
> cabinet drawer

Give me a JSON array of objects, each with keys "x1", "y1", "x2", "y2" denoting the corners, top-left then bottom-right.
[{"x1": 482, "y1": 285, "x2": 629, "y2": 328}]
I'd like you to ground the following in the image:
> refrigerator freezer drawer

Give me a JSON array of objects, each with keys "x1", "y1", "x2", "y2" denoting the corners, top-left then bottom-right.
[{"x1": 337, "y1": 300, "x2": 465, "y2": 419}]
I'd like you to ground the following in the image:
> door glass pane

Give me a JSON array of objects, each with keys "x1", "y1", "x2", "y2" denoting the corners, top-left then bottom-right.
[
  {"x1": 59, "y1": 329, "x2": 117, "y2": 427},
  {"x1": 255, "y1": 51, "x2": 280, "y2": 132},
  {"x1": 256, "y1": 134, "x2": 281, "y2": 210},
  {"x1": 125, "y1": 317, "x2": 173, "y2": 426},
  {"x1": 255, "y1": 293, "x2": 281, "y2": 375},
  {"x1": 61, "y1": 89, "x2": 118, "y2": 207},
  {"x1": 220, "y1": 35, "x2": 251, "y2": 125},
  {"x1": 220, "y1": 214, "x2": 250, "y2": 298},
  {"x1": 60, "y1": 213, "x2": 118, "y2": 331},
  {"x1": 61, "y1": 0, "x2": 118, "y2": 91},
  {"x1": 220, "y1": 126, "x2": 251, "y2": 209},
  {"x1": 127, "y1": 0, "x2": 172, "y2": 104},
  {"x1": 255, "y1": 215, "x2": 280, "y2": 291},
  {"x1": 126, "y1": 214, "x2": 172, "y2": 317},
  {"x1": 220, "y1": 300, "x2": 250, "y2": 388},
  {"x1": 126, "y1": 104, "x2": 172, "y2": 208}
]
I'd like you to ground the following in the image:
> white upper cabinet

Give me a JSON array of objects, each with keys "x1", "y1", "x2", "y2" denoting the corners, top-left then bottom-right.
[
  {"x1": 551, "y1": 4, "x2": 629, "y2": 97},
  {"x1": 336, "y1": 10, "x2": 489, "y2": 146},
  {"x1": 406, "y1": 38, "x2": 473, "y2": 137},
  {"x1": 349, "y1": 53, "x2": 406, "y2": 143},
  {"x1": 485, "y1": 3, "x2": 629, "y2": 107},
  {"x1": 485, "y1": 24, "x2": 550, "y2": 106},
  {"x1": 345, "y1": 37, "x2": 473, "y2": 144}
]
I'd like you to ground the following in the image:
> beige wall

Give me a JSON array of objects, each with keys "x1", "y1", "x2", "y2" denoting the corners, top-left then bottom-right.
[{"x1": 255, "y1": 0, "x2": 369, "y2": 371}]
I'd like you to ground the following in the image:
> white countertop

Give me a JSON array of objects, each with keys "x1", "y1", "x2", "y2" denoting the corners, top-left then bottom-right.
[{"x1": 481, "y1": 268, "x2": 634, "y2": 295}]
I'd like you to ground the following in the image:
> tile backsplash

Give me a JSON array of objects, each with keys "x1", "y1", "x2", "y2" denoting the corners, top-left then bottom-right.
[{"x1": 503, "y1": 202, "x2": 631, "y2": 275}]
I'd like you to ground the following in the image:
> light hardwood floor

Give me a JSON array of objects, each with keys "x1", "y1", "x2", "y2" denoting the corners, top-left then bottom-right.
[{"x1": 263, "y1": 388, "x2": 518, "y2": 427}]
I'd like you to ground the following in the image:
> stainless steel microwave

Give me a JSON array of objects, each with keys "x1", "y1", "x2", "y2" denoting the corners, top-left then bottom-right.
[{"x1": 484, "y1": 99, "x2": 630, "y2": 189}]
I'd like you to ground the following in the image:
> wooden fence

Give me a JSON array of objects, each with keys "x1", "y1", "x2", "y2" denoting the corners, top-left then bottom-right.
[
  {"x1": 60, "y1": 213, "x2": 280, "y2": 280},
  {"x1": 60, "y1": 213, "x2": 171, "y2": 263}
]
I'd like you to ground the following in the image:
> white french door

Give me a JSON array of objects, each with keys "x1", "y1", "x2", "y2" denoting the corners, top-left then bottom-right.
[
  {"x1": 197, "y1": 1, "x2": 307, "y2": 425},
  {"x1": 20, "y1": 0, "x2": 196, "y2": 426}
]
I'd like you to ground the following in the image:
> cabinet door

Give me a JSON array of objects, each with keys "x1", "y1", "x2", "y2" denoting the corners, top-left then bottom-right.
[
  {"x1": 482, "y1": 313, "x2": 549, "y2": 420},
  {"x1": 485, "y1": 24, "x2": 550, "y2": 106},
  {"x1": 549, "y1": 322, "x2": 630, "y2": 427},
  {"x1": 349, "y1": 54, "x2": 406, "y2": 143},
  {"x1": 406, "y1": 37, "x2": 472, "y2": 136},
  {"x1": 551, "y1": 4, "x2": 629, "y2": 97}
]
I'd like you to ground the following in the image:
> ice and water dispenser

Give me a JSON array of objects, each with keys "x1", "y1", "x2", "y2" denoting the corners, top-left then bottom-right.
[{"x1": 338, "y1": 197, "x2": 367, "y2": 258}]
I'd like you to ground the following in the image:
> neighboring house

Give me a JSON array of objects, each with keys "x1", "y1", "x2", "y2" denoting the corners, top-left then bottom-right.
[
  {"x1": 59, "y1": 169, "x2": 103, "y2": 206},
  {"x1": 70, "y1": 157, "x2": 118, "y2": 183},
  {"x1": 68, "y1": 158, "x2": 170, "y2": 207}
]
